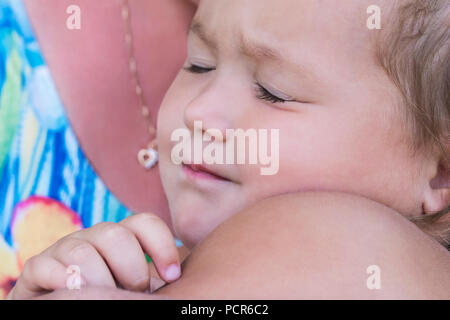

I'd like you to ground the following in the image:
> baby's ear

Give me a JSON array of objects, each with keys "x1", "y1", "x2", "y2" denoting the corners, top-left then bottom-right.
[{"x1": 423, "y1": 160, "x2": 450, "y2": 216}]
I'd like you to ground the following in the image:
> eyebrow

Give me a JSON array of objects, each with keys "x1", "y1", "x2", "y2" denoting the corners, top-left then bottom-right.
[
  {"x1": 189, "y1": 22, "x2": 218, "y2": 51},
  {"x1": 189, "y1": 21, "x2": 321, "y2": 84},
  {"x1": 189, "y1": 21, "x2": 282, "y2": 60}
]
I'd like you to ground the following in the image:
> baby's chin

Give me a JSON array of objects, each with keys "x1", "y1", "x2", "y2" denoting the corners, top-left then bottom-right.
[
  {"x1": 172, "y1": 219, "x2": 211, "y2": 250},
  {"x1": 170, "y1": 203, "x2": 240, "y2": 249}
]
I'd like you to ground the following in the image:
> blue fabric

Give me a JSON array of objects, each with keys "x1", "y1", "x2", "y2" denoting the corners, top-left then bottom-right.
[{"x1": 0, "y1": 0, "x2": 134, "y2": 246}]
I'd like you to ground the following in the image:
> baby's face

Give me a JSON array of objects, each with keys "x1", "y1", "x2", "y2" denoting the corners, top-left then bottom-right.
[{"x1": 158, "y1": 0, "x2": 429, "y2": 248}]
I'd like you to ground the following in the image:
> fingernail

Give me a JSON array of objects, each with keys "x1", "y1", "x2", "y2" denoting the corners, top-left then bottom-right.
[{"x1": 165, "y1": 264, "x2": 181, "y2": 281}]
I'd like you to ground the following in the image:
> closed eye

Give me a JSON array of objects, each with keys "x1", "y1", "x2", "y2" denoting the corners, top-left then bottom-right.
[
  {"x1": 183, "y1": 64, "x2": 216, "y2": 74},
  {"x1": 255, "y1": 84, "x2": 291, "y2": 104}
]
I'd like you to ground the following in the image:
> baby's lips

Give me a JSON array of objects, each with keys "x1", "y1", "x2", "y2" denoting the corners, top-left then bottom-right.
[{"x1": 10, "y1": 196, "x2": 83, "y2": 268}]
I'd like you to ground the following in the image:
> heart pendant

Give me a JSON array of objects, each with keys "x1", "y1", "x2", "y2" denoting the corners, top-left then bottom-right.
[{"x1": 137, "y1": 147, "x2": 158, "y2": 170}]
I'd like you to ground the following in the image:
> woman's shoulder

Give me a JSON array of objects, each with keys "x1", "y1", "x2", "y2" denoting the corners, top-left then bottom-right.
[{"x1": 160, "y1": 192, "x2": 450, "y2": 299}]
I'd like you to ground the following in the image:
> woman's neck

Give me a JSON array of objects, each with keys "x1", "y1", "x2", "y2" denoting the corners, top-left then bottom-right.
[{"x1": 23, "y1": 0, "x2": 196, "y2": 229}]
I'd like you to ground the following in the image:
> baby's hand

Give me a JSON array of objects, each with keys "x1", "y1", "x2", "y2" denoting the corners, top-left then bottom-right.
[{"x1": 7, "y1": 213, "x2": 181, "y2": 299}]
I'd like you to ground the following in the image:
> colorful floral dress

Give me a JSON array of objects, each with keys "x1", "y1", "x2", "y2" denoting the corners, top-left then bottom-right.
[{"x1": 0, "y1": 0, "x2": 134, "y2": 298}]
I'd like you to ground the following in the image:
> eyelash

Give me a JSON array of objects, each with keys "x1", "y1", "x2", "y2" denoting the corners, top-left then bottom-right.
[
  {"x1": 184, "y1": 64, "x2": 288, "y2": 104},
  {"x1": 254, "y1": 84, "x2": 287, "y2": 103},
  {"x1": 184, "y1": 64, "x2": 215, "y2": 74}
]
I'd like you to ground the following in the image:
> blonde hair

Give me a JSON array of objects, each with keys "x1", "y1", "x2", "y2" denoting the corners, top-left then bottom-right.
[{"x1": 376, "y1": 0, "x2": 449, "y2": 249}]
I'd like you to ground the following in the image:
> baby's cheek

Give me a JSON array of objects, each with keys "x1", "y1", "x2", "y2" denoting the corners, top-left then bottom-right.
[{"x1": 241, "y1": 119, "x2": 382, "y2": 200}]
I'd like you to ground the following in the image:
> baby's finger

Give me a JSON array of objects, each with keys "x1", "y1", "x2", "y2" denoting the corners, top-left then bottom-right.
[
  {"x1": 71, "y1": 222, "x2": 150, "y2": 292},
  {"x1": 45, "y1": 237, "x2": 116, "y2": 289},
  {"x1": 120, "y1": 213, "x2": 181, "y2": 283},
  {"x1": 9, "y1": 255, "x2": 79, "y2": 300}
]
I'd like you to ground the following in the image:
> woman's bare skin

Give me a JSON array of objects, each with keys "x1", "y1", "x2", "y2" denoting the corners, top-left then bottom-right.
[
  {"x1": 23, "y1": 0, "x2": 197, "y2": 230},
  {"x1": 35, "y1": 192, "x2": 450, "y2": 299},
  {"x1": 17, "y1": 1, "x2": 450, "y2": 300}
]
